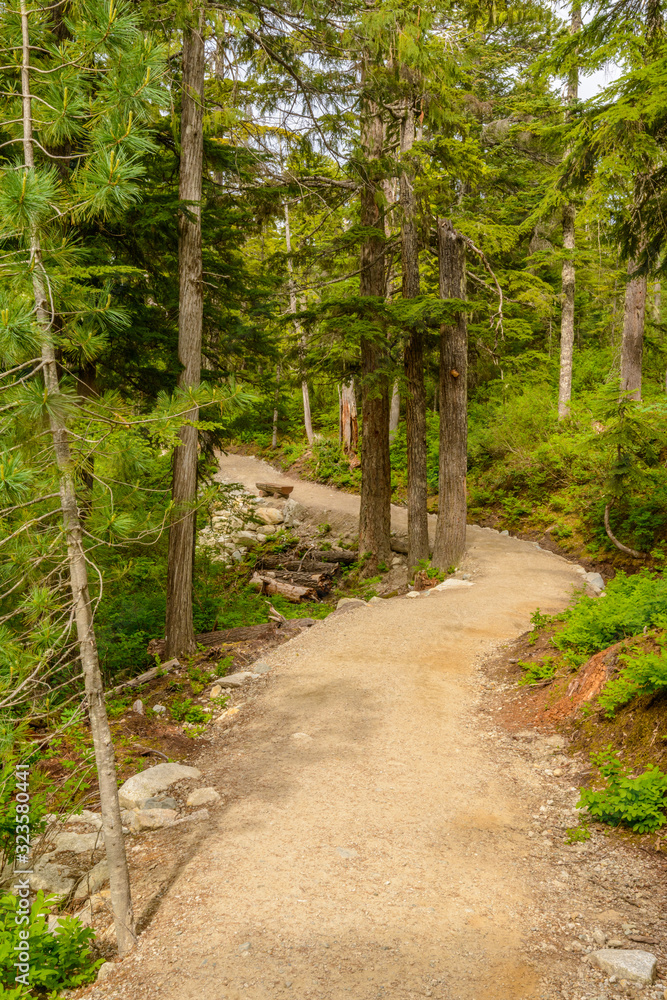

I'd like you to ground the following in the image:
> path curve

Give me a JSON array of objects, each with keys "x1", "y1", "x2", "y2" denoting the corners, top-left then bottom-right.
[{"x1": 91, "y1": 455, "x2": 590, "y2": 1000}]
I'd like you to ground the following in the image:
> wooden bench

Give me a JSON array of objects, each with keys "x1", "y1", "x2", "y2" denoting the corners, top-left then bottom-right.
[{"x1": 256, "y1": 482, "x2": 294, "y2": 498}]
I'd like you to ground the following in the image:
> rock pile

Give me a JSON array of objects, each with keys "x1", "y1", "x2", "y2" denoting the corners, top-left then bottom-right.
[{"x1": 197, "y1": 487, "x2": 305, "y2": 565}]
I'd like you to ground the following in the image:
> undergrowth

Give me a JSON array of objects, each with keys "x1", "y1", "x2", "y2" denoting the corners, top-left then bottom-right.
[{"x1": 578, "y1": 747, "x2": 667, "y2": 834}]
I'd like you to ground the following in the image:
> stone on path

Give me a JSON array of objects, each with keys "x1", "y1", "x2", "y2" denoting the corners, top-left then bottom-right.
[
  {"x1": 589, "y1": 949, "x2": 657, "y2": 984},
  {"x1": 118, "y1": 762, "x2": 201, "y2": 810},
  {"x1": 186, "y1": 787, "x2": 221, "y2": 807},
  {"x1": 130, "y1": 808, "x2": 178, "y2": 831},
  {"x1": 336, "y1": 597, "x2": 366, "y2": 610},
  {"x1": 213, "y1": 671, "x2": 254, "y2": 688}
]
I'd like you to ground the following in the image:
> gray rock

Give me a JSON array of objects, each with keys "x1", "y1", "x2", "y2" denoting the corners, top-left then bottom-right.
[
  {"x1": 336, "y1": 597, "x2": 366, "y2": 610},
  {"x1": 61, "y1": 809, "x2": 103, "y2": 830},
  {"x1": 172, "y1": 808, "x2": 209, "y2": 827},
  {"x1": 283, "y1": 499, "x2": 306, "y2": 526},
  {"x1": 143, "y1": 796, "x2": 179, "y2": 811},
  {"x1": 51, "y1": 831, "x2": 105, "y2": 855},
  {"x1": 234, "y1": 530, "x2": 260, "y2": 548},
  {"x1": 129, "y1": 808, "x2": 178, "y2": 831},
  {"x1": 256, "y1": 507, "x2": 284, "y2": 525},
  {"x1": 589, "y1": 949, "x2": 657, "y2": 984},
  {"x1": 213, "y1": 671, "x2": 253, "y2": 688},
  {"x1": 592, "y1": 928, "x2": 607, "y2": 947},
  {"x1": 585, "y1": 571, "x2": 605, "y2": 591},
  {"x1": 186, "y1": 787, "x2": 220, "y2": 807},
  {"x1": 132, "y1": 698, "x2": 144, "y2": 715},
  {"x1": 73, "y1": 859, "x2": 109, "y2": 901},
  {"x1": 118, "y1": 762, "x2": 201, "y2": 810},
  {"x1": 152, "y1": 703, "x2": 166, "y2": 715},
  {"x1": 368, "y1": 596, "x2": 384, "y2": 605},
  {"x1": 97, "y1": 962, "x2": 116, "y2": 983},
  {"x1": 500, "y1": 529, "x2": 510, "y2": 536},
  {"x1": 260, "y1": 524, "x2": 277, "y2": 535},
  {"x1": 230, "y1": 549, "x2": 245, "y2": 562},
  {"x1": 252, "y1": 661, "x2": 272, "y2": 674},
  {"x1": 30, "y1": 862, "x2": 75, "y2": 899}
]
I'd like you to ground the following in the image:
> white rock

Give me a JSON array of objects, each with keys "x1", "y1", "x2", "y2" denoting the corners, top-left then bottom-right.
[
  {"x1": 292, "y1": 733, "x2": 313, "y2": 742},
  {"x1": 213, "y1": 671, "x2": 253, "y2": 688},
  {"x1": 30, "y1": 863, "x2": 75, "y2": 899},
  {"x1": 405, "y1": 591, "x2": 421, "y2": 599},
  {"x1": 231, "y1": 549, "x2": 245, "y2": 562},
  {"x1": 172, "y1": 808, "x2": 209, "y2": 827},
  {"x1": 336, "y1": 598, "x2": 366, "y2": 609},
  {"x1": 256, "y1": 533, "x2": 267, "y2": 543},
  {"x1": 73, "y1": 899, "x2": 93, "y2": 926},
  {"x1": 256, "y1": 507, "x2": 284, "y2": 525},
  {"x1": 260, "y1": 524, "x2": 277, "y2": 535},
  {"x1": 97, "y1": 962, "x2": 116, "y2": 983},
  {"x1": 252, "y1": 661, "x2": 272, "y2": 674},
  {"x1": 152, "y1": 704, "x2": 167, "y2": 715},
  {"x1": 118, "y1": 763, "x2": 201, "y2": 810},
  {"x1": 368, "y1": 596, "x2": 384, "y2": 605},
  {"x1": 210, "y1": 684, "x2": 223, "y2": 699},
  {"x1": 51, "y1": 831, "x2": 105, "y2": 855},
  {"x1": 186, "y1": 787, "x2": 221, "y2": 807},
  {"x1": 63, "y1": 810, "x2": 103, "y2": 830},
  {"x1": 73, "y1": 859, "x2": 109, "y2": 901},
  {"x1": 234, "y1": 531, "x2": 260, "y2": 548},
  {"x1": 589, "y1": 949, "x2": 657, "y2": 984},
  {"x1": 585, "y1": 571, "x2": 605, "y2": 591},
  {"x1": 132, "y1": 698, "x2": 144, "y2": 715},
  {"x1": 432, "y1": 579, "x2": 474, "y2": 591}
]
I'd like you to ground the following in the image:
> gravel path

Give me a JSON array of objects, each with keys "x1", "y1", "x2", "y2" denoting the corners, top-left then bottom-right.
[{"x1": 84, "y1": 456, "x2": 667, "y2": 1000}]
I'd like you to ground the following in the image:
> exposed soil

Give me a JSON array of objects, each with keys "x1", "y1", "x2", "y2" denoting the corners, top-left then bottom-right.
[{"x1": 75, "y1": 456, "x2": 667, "y2": 1000}]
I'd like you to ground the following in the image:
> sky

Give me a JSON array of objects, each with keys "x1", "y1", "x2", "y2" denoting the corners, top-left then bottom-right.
[{"x1": 552, "y1": 1, "x2": 622, "y2": 100}]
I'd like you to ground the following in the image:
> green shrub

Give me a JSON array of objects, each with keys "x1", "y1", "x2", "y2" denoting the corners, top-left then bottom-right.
[
  {"x1": 597, "y1": 635, "x2": 667, "y2": 715},
  {"x1": 578, "y1": 747, "x2": 667, "y2": 833},
  {"x1": 518, "y1": 657, "x2": 557, "y2": 686},
  {"x1": 0, "y1": 890, "x2": 102, "y2": 995},
  {"x1": 170, "y1": 698, "x2": 207, "y2": 724},
  {"x1": 555, "y1": 571, "x2": 667, "y2": 655}
]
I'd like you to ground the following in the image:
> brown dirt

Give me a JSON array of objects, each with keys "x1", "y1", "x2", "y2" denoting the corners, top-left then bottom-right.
[{"x1": 77, "y1": 456, "x2": 667, "y2": 1000}]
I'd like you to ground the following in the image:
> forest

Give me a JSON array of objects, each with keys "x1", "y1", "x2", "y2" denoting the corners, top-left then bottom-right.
[{"x1": 2, "y1": 0, "x2": 667, "y2": 985}]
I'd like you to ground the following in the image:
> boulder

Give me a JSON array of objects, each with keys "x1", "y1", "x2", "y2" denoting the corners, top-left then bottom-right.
[
  {"x1": 30, "y1": 862, "x2": 75, "y2": 899},
  {"x1": 172, "y1": 808, "x2": 210, "y2": 827},
  {"x1": 118, "y1": 762, "x2": 201, "y2": 810},
  {"x1": 213, "y1": 671, "x2": 254, "y2": 688},
  {"x1": 336, "y1": 598, "x2": 366, "y2": 610},
  {"x1": 50, "y1": 831, "x2": 105, "y2": 855},
  {"x1": 73, "y1": 859, "x2": 109, "y2": 901},
  {"x1": 186, "y1": 787, "x2": 221, "y2": 807},
  {"x1": 256, "y1": 507, "x2": 284, "y2": 525},
  {"x1": 132, "y1": 698, "x2": 144, "y2": 715},
  {"x1": 129, "y1": 808, "x2": 178, "y2": 831},
  {"x1": 97, "y1": 962, "x2": 116, "y2": 983},
  {"x1": 210, "y1": 684, "x2": 223, "y2": 699},
  {"x1": 143, "y1": 796, "x2": 179, "y2": 810},
  {"x1": 234, "y1": 530, "x2": 260, "y2": 548},
  {"x1": 585, "y1": 571, "x2": 605, "y2": 592},
  {"x1": 589, "y1": 949, "x2": 657, "y2": 984}
]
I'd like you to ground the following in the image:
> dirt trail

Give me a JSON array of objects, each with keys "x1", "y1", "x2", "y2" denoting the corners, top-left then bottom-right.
[{"x1": 86, "y1": 457, "x2": 661, "y2": 1000}]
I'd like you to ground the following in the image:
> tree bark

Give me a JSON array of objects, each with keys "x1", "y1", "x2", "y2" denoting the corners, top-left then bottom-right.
[
  {"x1": 620, "y1": 261, "x2": 647, "y2": 401},
  {"x1": 166, "y1": 14, "x2": 205, "y2": 658},
  {"x1": 284, "y1": 204, "x2": 314, "y2": 445},
  {"x1": 433, "y1": 219, "x2": 467, "y2": 571},
  {"x1": 389, "y1": 381, "x2": 400, "y2": 439},
  {"x1": 272, "y1": 365, "x2": 280, "y2": 448},
  {"x1": 340, "y1": 379, "x2": 358, "y2": 455},
  {"x1": 358, "y1": 83, "x2": 391, "y2": 570},
  {"x1": 20, "y1": 0, "x2": 135, "y2": 956},
  {"x1": 557, "y1": 2, "x2": 581, "y2": 421},
  {"x1": 400, "y1": 88, "x2": 429, "y2": 569}
]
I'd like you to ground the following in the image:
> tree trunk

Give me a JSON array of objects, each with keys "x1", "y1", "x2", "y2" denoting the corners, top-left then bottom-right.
[
  {"x1": 400, "y1": 88, "x2": 429, "y2": 569},
  {"x1": 272, "y1": 365, "x2": 280, "y2": 448},
  {"x1": 620, "y1": 261, "x2": 647, "y2": 401},
  {"x1": 340, "y1": 379, "x2": 358, "y2": 455},
  {"x1": 165, "y1": 14, "x2": 205, "y2": 658},
  {"x1": 433, "y1": 219, "x2": 467, "y2": 571},
  {"x1": 284, "y1": 203, "x2": 314, "y2": 445},
  {"x1": 389, "y1": 381, "x2": 400, "y2": 439},
  {"x1": 20, "y1": 0, "x2": 135, "y2": 956},
  {"x1": 652, "y1": 280, "x2": 661, "y2": 323},
  {"x1": 557, "y1": 2, "x2": 581, "y2": 421},
  {"x1": 358, "y1": 83, "x2": 391, "y2": 570}
]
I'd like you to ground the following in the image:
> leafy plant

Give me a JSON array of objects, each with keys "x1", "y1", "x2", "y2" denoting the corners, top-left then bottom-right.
[
  {"x1": 518, "y1": 657, "x2": 557, "y2": 686},
  {"x1": 565, "y1": 822, "x2": 591, "y2": 844},
  {"x1": 598, "y1": 636, "x2": 667, "y2": 715},
  {"x1": 578, "y1": 747, "x2": 667, "y2": 834},
  {"x1": 0, "y1": 891, "x2": 102, "y2": 994},
  {"x1": 170, "y1": 698, "x2": 207, "y2": 724}
]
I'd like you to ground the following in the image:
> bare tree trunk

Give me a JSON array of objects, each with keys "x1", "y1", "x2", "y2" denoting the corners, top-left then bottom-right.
[
  {"x1": 284, "y1": 204, "x2": 314, "y2": 445},
  {"x1": 557, "y1": 2, "x2": 581, "y2": 421},
  {"x1": 272, "y1": 365, "x2": 280, "y2": 448},
  {"x1": 651, "y1": 280, "x2": 661, "y2": 322},
  {"x1": 20, "y1": 0, "x2": 135, "y2": 955},
  {"x1": 340, "y1": 379, "x2": 358, "y2": 455},
  {"x1": 433, "y1": 219, "x2": 467, "y2": 571},
  {"x1": 389, "y1": 382, "x2": 400, "y2": 439},
  {"x1": 620, "y1": 261, "x2": 647, "y2": 401},
  {"x1": 400, "y1": 88, "x2": 429, "y2": 569},
  {"x1": 358, "y1": 80, "x2": 391, "y2": 570},
  {"x1": 165, "y1": 15, "x2": 205, "y2": 658}
]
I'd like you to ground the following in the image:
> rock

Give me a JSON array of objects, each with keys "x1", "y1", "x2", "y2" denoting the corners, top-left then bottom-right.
[
  {"x1": 62, "y1": 809, "x2": 103, "y2": 830},
  {"x1": 260, "y1": 524, "x2": 277, "y2": 536},
  {"x1": 252, "y1": 661, "x2": 272, "y2": 674},
  {"x1": 143, "y1": 796, "x2": 179, "y2": 811},
  {"x1": 336, "y1": 597, "x2": 365, "y2": 609},
  {"x1": 592, "y1": 928, "x2": 607, "y2": 946},
  {"x1": 368, "y1": 596, "x2": 384, "y2": 605},
  {"x1": 585, "y1": 571, "x2": 605, "y2": 591},
  {"x1": 152, "y1": 703, "x2": 167, "y2": 715},
  {"x1": 186, "y1": 787, "x2": 220, "y2": 807},
  {"x1": 97, "y1": 962, "x2": 116, "y2": 983},
  {"x1": 500, "y1": 529, "x2": 510, "y2": 536},
  {"x1": 405, "y1": 591, "x2": 421, "y2": 599},
  {"x1": 130, "y1": 808, "x2": 178, "y2": 831},
  {"x1": 282, "y1": 499, "x2": 306, "y2": 526},
  {"x1": 172, "y1": 808, "x2": 209, "y2": 827},
  {"x1": 73, "y1": 900, "x2": 93, "y2": 926},
  {"x1": 51, "y1": 831, "x2": 105, "y2": 855},
  {"x1": 118, "y1": 762, "x2": 201, "y2": 810},
  {"x1": 234, "y1": 530, "x2": 260, "y2": 548},
  {"x1": 256, "y1": 507, "x2": 284, "y2": 525},
  {"x1": 589, "y1": 949, "x2": 657, "y2": 984},
  {"x1": 213, "y1": 671, "x2": 253, "y2": 688},
  {"x1": 30, "y1": 863, "x2": 75, "y2": 899},
  {"x1": 73, "y1": 859, "x2": 109, "y2": 901},
  {"x1": 210, "y1": 685, "x2": 222, "y2": 699},
  {"x1": 256, "y1": 533, "x2": 267, "y2": 543},
  {"x1": 608, "y1": 938, "x2": 626, "y2": 948},
  {"x1": 132, "y1": 698, "x2": 144, "y2": 715},
  {"x1": 239, "y1": 942, "x2": 251, "y2": 952},
  {"x1": 431, "y1": 579, "x2": 474, "y2": 591},
  {"x1": 231, "y1": 549, "x2": 245, "y2": 562}
]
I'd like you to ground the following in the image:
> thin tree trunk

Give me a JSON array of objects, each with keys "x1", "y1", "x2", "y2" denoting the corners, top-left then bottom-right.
[
  {"x1": 284, "y1": 204, "x2": 314, "y2": 445},
  {"x1": 400, "y1": 87, "x2": 429, "y2": 569},
  {"x1": 557, "y1": 2, "x2": 581, "y2": 421},
  {"x1": 433, "y1": 219, "x2": 467, "y2": 571},
  {"x1": 20, "y1": 0, "x2": 135, "y2": 955},
  {"x1": 620, "y1": 261, "x2": 647, "y2": 400},
  {"x1": 340, "y1": 379, "x2": 358, "y2": 455},
  {"x1": 272, "y1": 365, "x2": 280, "y2": 448},
  {"x1": 652, "y1": 280, "x2": 661, "y2": 322},
  {"x1": 166, "y1": 14, "x2": 205, "y2": 658},
  {"x1": 358, "y1": 78, "x2": 391, "y2": 570},
  {"x1": 389, "y1": 382, "x2": 400, "y2": 439}
]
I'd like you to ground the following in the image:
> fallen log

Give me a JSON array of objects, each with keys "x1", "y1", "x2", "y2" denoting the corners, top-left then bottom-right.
[
  {"x1": 309, "y1": 549, "x2": 357, "y2": 564},
  {"x1": 249, "y1": 572, "x2": 317, "y2": 602},
  {"x1": 273, "y1": 570, "x2": 333, "y2": 594},
  {"x1": 106, "y1": 658, "x2": 179, "y2": 699},
  {"x1": 256, "y1": 555, "x2": 336, "y2": 574},
  {"x1": 194, "y1": 623, "x2": 279, "y2": 648}
]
